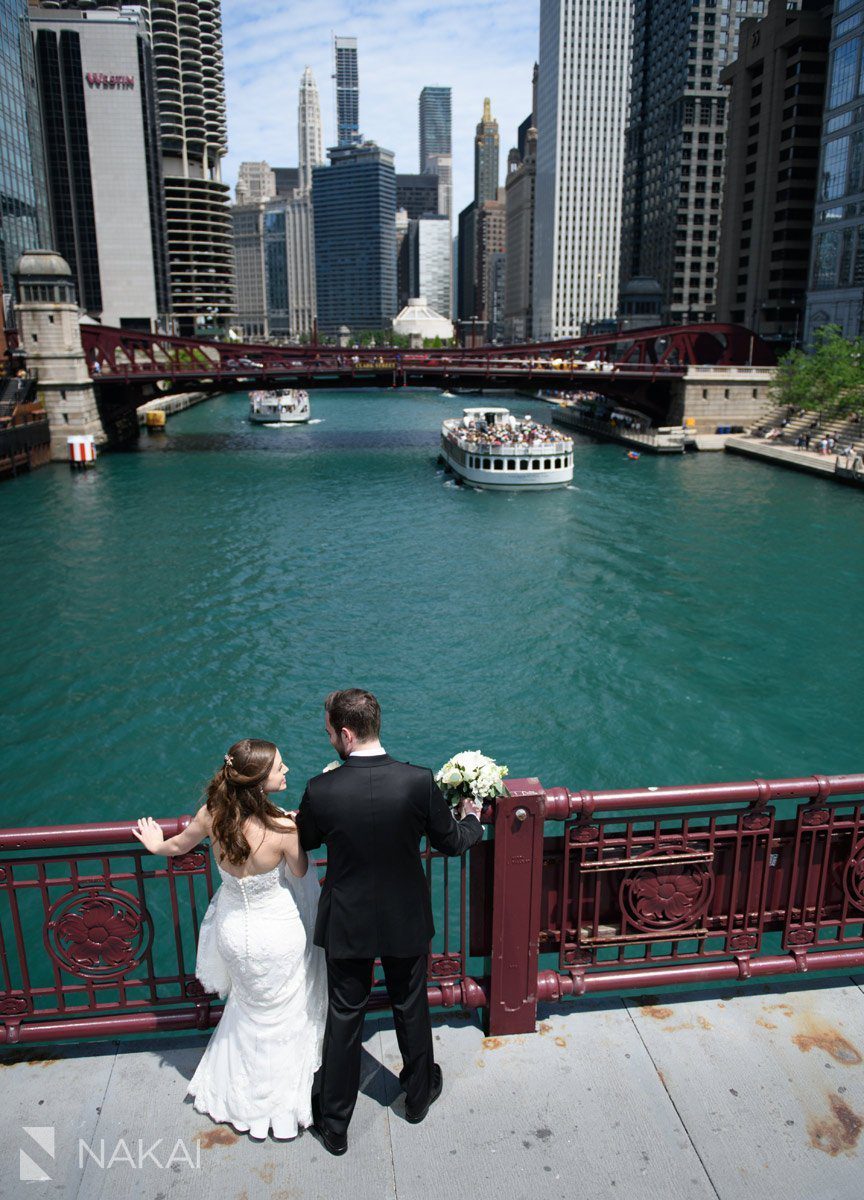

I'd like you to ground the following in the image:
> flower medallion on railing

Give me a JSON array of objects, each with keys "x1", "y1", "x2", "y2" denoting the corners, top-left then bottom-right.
[
  {"x1": 0, "y1": 995, "x2": 30, "y2": 1016},
  {"x1": 429, "y1": 955, "x2": 463, "y2": 979},
  {"x1": 171, "y1": 852, "x2": 207, "y2": 873},
  {"x1": 619, "y1": 845, "x2": 714, "y2": 933},
  {"x1": 46, "y1": 887, "x2": 150, "y2": 978},
  {"x1": 844, "y1": 839, "x2": 864, "y2": 911}
]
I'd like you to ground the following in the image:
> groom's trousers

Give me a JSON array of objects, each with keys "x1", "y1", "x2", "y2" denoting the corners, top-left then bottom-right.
[{"x1": 318, "y1": 954, "x2": 434, "y2": 1136}]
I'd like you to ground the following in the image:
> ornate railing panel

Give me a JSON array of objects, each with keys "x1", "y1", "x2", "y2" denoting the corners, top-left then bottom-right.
[
  {"x1": 0, "y1": 820, "x2": 479, "y2": 1045},
  {"x1": 551, "y1": 807, "x2": 777, "y2": 967},
  {"x1": 0, "y1": 821, "x2": 216, "y2": 1042},
  {"x1": 2, "y1": 772, "x2": 863, "y2": 1044},
  {"x1": 470, "y1": 774, "x2": 864, "y2": 1033}
]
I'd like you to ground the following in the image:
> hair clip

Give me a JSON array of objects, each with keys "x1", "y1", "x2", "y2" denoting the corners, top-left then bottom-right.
[{"x1": 224, "y1": 753, "x2": 234, "y2": 767}]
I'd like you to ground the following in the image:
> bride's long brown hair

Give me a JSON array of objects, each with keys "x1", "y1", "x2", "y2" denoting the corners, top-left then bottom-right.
[{"x1": 206, "y1": 739, "x2": 289, "y2": 866}]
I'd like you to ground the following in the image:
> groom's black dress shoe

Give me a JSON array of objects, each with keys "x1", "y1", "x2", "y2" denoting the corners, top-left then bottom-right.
[
  {"x1": 309, "y1": 1098, "x2": 347, "y2": 1156},
  {"x1": 405, "y1": 1064, "x2": 443, "y2": 1124}
]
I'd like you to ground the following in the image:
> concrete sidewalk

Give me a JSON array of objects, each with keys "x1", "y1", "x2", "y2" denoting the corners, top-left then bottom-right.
[{"x1": 3, "y1": 976, "x2": 864, "y2": 1200}]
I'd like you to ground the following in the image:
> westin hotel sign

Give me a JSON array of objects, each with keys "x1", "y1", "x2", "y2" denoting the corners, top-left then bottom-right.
[{"x1": 86, "y1": 73, "x2": 135, "y2": 90}]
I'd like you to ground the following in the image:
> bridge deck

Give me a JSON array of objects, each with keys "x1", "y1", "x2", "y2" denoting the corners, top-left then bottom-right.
[{"x1": 3, "y1": 976, "x2": 863, "y2": 1199}]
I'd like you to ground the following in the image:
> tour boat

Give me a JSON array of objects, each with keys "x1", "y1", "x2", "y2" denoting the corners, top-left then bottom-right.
[
  {"x1": 248, "y1": 389, "x2": 310, "y2": 424},
  {"x1": 439, "y1": 406, "x2": 574, "y2": 490}
]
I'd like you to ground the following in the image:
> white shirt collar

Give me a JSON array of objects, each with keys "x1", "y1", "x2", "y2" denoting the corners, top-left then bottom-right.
[{"x1": 349, "y1": 745, "x2": 386, "y2": 757}]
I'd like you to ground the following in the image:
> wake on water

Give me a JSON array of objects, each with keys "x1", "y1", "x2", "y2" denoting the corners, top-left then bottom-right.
[{"x1": 259, "y1": 419, "x2": 324, "y2": 428}]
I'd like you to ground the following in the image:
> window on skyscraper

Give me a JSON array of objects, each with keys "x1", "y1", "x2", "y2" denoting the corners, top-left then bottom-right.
[{"x1": 828, "y1": 37, "x2": 860, "y2": 107}]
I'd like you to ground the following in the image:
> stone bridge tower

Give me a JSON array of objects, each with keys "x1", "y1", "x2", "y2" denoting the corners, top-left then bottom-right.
[{"x1": 14, "y1": 251, "x2": 106, "y2": 460}]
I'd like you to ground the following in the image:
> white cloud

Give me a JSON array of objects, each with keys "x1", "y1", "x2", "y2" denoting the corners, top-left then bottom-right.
[{"x1": 221, "y1": 0, "x2": 539, "y2": 216}]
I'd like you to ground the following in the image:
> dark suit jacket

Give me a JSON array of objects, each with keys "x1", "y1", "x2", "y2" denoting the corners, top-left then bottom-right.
[{"x1": 296, "y1": 753, "x2": 483, "y2": 958}]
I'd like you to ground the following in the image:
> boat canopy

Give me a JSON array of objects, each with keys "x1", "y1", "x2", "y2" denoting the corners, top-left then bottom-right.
[{"x1": 461, "y1": 407, "x2": 512, "y2": 426}]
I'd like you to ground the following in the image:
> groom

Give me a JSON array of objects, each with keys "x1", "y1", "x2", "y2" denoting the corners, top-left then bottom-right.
[{"x1": 296, "y1": 688, "x2": 483, "y2": 1155}]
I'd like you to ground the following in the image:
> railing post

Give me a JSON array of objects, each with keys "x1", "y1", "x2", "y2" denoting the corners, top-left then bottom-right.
[{"x1": 486, "y1": 778, "x2": 546, "y2": 1036}]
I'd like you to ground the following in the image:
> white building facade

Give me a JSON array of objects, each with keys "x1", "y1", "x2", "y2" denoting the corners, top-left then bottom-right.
[
  {"x1": 299, "y1": 67, "x2": 324, "y2": 193},
  {"x1": 533, "y1": 0, "x2": 632, "y2": 338},
  {"x1": 408, "y1": 216, "x2": 451, "y2": 319},
  {"x1": 30, "y1": 5, "x2": 169, "y2": 330},
  {"x1": 236, "y1": 161, "x2": 276, "y2": 204},
  {"x1": 283, "y1": 195, "x2": 316, "y2": 337}
]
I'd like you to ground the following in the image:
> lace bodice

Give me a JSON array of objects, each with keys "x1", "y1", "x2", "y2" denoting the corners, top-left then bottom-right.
[{"x1": 216, "y1": 860, "x2": 289, "y2": 899}]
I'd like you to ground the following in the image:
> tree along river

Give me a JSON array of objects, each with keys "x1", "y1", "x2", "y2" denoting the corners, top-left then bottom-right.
[{"x1": 0, "y1": 388, "x2": 862, "y2": 832}]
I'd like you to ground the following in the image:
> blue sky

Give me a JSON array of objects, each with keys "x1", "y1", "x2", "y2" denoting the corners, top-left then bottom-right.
[{"x1": 221, "y1": 1, "x2": 539, "y2": 216}]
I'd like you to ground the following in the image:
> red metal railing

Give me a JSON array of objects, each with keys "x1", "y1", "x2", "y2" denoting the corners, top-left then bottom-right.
[
  {"x1": 0, "y1": 819, "x2": 480, "y2": 1045},
  {"x1": 477, "y1": 773, "x2": 864, "y2": 1034},
  {"x1": 1, "y1": 771, "x2": 863, "y2": 1045}
]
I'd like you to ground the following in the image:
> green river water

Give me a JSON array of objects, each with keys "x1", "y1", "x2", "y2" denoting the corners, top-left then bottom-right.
[{"x1": 1, "y1": 388, "x2": 862, "y2": 828}]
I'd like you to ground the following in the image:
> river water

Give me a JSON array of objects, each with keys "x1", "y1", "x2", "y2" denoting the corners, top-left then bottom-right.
[{"x1": 1, "y1": 388, "x2": 862, "y2": 828}]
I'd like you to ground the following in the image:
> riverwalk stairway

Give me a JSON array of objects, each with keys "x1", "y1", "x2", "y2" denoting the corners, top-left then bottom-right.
[
  {"x1": 748, "y1": 404, "x2": 864, "y2": 452},
  {"x1": 3, "y1": 975, "x2": 864, "y2": 1199},
  {"x1": 726, "y1": 405, "x2": 864, "y2": 485}
]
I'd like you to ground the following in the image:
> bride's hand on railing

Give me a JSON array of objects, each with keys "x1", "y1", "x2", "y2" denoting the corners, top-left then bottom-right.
[{"x1": 131, "y1": 816, "x2": 166, "y2": 854}]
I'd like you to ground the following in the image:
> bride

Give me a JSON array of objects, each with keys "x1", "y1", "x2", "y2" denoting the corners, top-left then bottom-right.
[{"x1": 133, "y1": 739, "x2": 326, "y2": 1140}]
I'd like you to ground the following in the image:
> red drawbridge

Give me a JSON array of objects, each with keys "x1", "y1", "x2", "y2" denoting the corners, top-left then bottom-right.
[
  {"x1": 81, "y1": 321, "x2": 775, "y2": 393},
  {"x1": 78, "y1": 321, "x2": 776, "y2": 443}
]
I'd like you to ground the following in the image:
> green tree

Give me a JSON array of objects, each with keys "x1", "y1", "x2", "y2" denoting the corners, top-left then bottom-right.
[{"x1": 772, "y1": 325, "x2": 864, "y2": 417}]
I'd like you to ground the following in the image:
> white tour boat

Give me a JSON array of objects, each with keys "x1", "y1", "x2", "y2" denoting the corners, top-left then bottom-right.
[
  {"x1": 248, "y1": 389, "x2": 310, "y2": 424},
  {"x1": 440, "y1": 407, "x2": 574, "y2": 490}
]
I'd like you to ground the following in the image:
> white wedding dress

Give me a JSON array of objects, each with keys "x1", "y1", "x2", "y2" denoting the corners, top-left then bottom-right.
[{"x1": 187, "y1": 857, "x2": 327, "y2": 1139}]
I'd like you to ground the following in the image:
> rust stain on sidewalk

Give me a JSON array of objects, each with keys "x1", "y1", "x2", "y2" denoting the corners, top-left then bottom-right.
[
  {"x1": 808, "y1": 1093, "x2": 864, "y2": 1157},
  {"x1": 792, "y1": 1015, "x2": 862, "y2": 1065}
]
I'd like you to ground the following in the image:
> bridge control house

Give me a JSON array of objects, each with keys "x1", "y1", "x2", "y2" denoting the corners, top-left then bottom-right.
[{"x1": 28, "y1": 2, "x2": 170, "y2": 332}]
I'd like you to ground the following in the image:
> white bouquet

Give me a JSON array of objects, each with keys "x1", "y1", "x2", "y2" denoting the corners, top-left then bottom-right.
[{"x1": 435, "y1": 751, "x2": 508, "y2": 811}]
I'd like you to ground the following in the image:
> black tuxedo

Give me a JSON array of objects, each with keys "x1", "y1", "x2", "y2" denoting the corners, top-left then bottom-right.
[{"x1": 297, "y1": 753, "x2": 482, "y2": 1135}]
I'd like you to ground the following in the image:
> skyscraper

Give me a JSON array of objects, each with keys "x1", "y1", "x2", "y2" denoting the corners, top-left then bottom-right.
[
  {"x1": 0, "y1": 0, "x2": 49, "y2": 299},
  {"x1": 424, "y1": 152, "x2": 452, "y2": 220},
  {"x1": 313, "y1": 143, "x2": 396, "y2": 334},
  {"x1": 334, "y1": 36, "x2": 360, "y2": 148},
  {"x1": 136, "y1": 0, "x2": 233, "y2": 335},
  {"x1": 504, "y1": 68, "x2": 538, "y2": 341},
  {"x1": 236, "y1": 161, "x2": 276, "y2": 204},
  {"x1": 474, "y1": 98, "x2": 500, "y2": 205},
  {"x1": 505, "y1": 129, "x2": 537, "y2": 341},
  {"x1": 408, "y1": 216, "x2": 451, "y2": 317},
  {"x1": 533, "y1": 0, "x2": 631, "y2": 338},
  {"x1": 457, "y1": 99, "x2": 501, "y2": 326},
  {"x1": 231, "y1": 202, "x2": 267, "y2": 338},
  {"x1": 30, "y1": 3, "x2": 169, "y2": 329},
  {"x1": 620, "y1": 0, "x2": 765, "y2": 325},
  {"x1": 420, "y1": 88, "x2": 453, "y2": 317},
  {"x1": 804, "y1": 0, "x2": 864, "y2": 340},
  {"x1": 265, "y1": 196, "x2": 316, "y2": 339},
  {"x1": 457, "y1": 203, "x2": 478, "y2": 321},
  {"x1": 717, "y1": 0, "x2": 829, "y2": 341},
  {"x1": 298, "y1": 66, "x2": 323, "y2": 194},
  {"x1": 476, "y1": 191, "x2": 506, "y2": 331},
  {"x1": 419, "y1": 86, "x2": 451, "y2": 169},
  {"x1": 396, "y1": 174, "x2": 439, "y2": 219}
]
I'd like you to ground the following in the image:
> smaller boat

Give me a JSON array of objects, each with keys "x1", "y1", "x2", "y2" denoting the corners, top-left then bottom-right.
[{"x1": 248, "y1": 389, "x2": 310, "y2": 424}]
